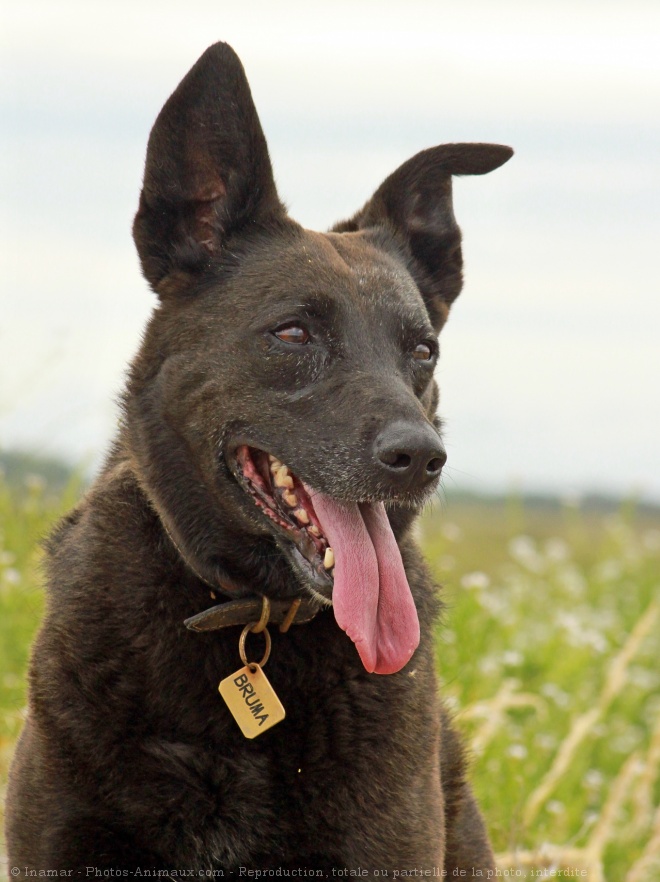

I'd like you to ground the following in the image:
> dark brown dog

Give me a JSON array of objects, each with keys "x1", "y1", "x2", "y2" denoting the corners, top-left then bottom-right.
[{"x1": 6, "y1": 43, "x2": 511, "y2": 873}]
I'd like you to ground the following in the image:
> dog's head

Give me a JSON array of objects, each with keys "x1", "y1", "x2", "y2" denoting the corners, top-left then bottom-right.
[{"x1": 126, "y1": 43, "x2": 512, "y2": 673}]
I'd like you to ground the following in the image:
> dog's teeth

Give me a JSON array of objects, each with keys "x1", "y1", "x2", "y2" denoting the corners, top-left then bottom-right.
[
  {"x1": 293, "y1": 508, "x2": 310, "y2": 525},
  {"x1": 309, "y1": 525, "x2": 320, "y2": 537},
  {"x1": 323, "y1": 548, "x2": 334, "y2": 570},
  {"x1": 282, "y1": 490, "x2": 298, "y2": 508},
  {"x1": 274, "y1": 466, "x2": 294, "y2": 489},
  {"x1": 269, "y1": 457, "x2": 283, "y2": 473}
]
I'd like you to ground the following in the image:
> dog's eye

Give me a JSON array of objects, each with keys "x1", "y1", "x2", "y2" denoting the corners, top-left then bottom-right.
[
  {"x1": 413, "y1": 343, "x2": 434, "y2": 361},
  {"x1": 273, "y1": 324, "x2": 310, "y2": 345}
]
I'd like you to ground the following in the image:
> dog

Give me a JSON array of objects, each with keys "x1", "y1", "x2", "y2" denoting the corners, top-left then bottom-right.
[{"x1": 6, "y1": 43, "x2": 512, "y2": 874}]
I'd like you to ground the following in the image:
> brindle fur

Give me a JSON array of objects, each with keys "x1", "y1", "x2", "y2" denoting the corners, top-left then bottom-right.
[{"x1": 6, "y1": 43, "x2": 511, "y2": 873}]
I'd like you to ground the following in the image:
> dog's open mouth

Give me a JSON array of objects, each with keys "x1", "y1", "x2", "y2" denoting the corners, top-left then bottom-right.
[
  {"x1": 234, "y1": 445, "x2": 334, "y2": 589},
  {"x1": 232, "y1": 444, "x2": 420, "y2": 675}
]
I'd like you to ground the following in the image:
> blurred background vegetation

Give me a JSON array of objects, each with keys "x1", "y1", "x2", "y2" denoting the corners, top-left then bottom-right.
[{"x1": 1, "y1": 451, "x2": 659, "y2": 880}]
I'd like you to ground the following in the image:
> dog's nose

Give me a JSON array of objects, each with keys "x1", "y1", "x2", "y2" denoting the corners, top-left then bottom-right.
[{"x1": 374, "y1": 420, "x2": 447, "y2": 489}]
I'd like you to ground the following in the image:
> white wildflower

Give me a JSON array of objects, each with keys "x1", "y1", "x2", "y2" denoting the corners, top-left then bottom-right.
[
  {"x1": 508, "y1": 535, "x2": 545, "y2": 573},
  {"x1": 541, "y1": 682, "x2": 571, "y2": 708},
  {"x1": 545, "y1": 538, "x2": 569, "y2": 563},
  {"x1": 583, "y1": 769, "x2": 604, "y2": 790},
  {"x1": 502, "y1": 650, "x2": 523, "y2": 667},
  {"x1": 460, "y1": 571, "x2": 490, "y2": 590},
  {"x1": 628, "y1": 666, "x2": 659, "y2": 691},
  {"x1": 441, "y1": 522, "x2": 463, "y2": 542},
  {"x1": 479, "y1": 655, "x2": 501, "y2": 676},
  {"x1": 547, "y1": 800, "x2": 565, "y2": 815},
  {"x1": 557, "y1": 564, "x2": 587, "y2": 596},
  {"x1": 611, "y1": 729, "x2": 643, "y2": 753},
  {"x1": 3, "y1": 567, "x2": 21, "y2": 585},
  {"x1": 556, "y1": 610, "x2": 608, "y2": 652},
  {"x1": 535, "y1": 733, "x2": 558, "y2": 750},
  {"x1": 594, "y1": 559, "x2": 624, "y2": 582}
]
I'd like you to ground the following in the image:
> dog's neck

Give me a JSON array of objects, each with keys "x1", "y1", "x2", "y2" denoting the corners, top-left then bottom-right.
[
  {"x1": 102, "y1": 447, "x2": 324, "y2": 635},
  {"x1": 157, "y1": 503, "x2": 324, "y2": 632}
]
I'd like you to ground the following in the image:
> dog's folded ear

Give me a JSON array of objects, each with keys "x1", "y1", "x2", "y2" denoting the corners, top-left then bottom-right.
[
  {"x1": 133, "y1": 43, "x2": 284, "y2": 297},
  {"x1": 334, "y1": 144, "x2": 513, "y2": 330}
]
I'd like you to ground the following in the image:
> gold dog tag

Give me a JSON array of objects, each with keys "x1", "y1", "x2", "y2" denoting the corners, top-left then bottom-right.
[{"x1": 219, "y1": 664, "x2": 286, "y2": 738}]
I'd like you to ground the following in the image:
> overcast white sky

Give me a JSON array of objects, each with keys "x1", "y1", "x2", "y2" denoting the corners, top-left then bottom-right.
[{"x1": 2, "y1": 1, "x2": 660, "y2": 500}]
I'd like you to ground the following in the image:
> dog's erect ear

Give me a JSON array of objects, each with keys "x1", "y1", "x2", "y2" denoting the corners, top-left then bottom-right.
[
  {"x1": 334, "y1": 143, "x2": 513, "y2": 329},
  {"x1": 133, "y1": 43, "x2": 284, "y2": 296}
]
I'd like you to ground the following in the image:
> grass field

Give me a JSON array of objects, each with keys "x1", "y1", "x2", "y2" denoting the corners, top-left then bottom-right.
[{"x1": 1, "y1": 467, "x2": 659, "y2": 880}]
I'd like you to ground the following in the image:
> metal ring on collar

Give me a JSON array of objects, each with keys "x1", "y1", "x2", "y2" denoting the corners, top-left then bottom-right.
[{"x1": 239, "y1": 623, "x2": 272, "y2": 669}]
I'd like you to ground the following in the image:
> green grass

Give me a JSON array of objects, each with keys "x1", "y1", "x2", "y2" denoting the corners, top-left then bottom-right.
[
  {"x1": 421, "y1": 497, "x2": 660, "y2": 880},
  {"x1": 1, "y1": 471, "x2": 659, "y2": 880},
  {"x1": 0, "y1": 473, "x2": 82, "y2": 809}
]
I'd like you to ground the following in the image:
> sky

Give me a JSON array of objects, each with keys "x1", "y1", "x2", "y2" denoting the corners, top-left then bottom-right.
[{"x1": 2, "y1": 1, "x2": 660, "y2": 500}]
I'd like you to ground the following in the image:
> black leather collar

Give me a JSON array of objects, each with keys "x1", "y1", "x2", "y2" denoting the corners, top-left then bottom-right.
[{"x1": 184, "y1": 596, "x2": 322, "y2": 633}]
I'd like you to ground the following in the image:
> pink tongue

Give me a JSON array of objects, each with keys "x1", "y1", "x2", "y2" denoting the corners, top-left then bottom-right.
[{"x1": 309, "y1": 492, "x2": 420, "y2": 674}]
